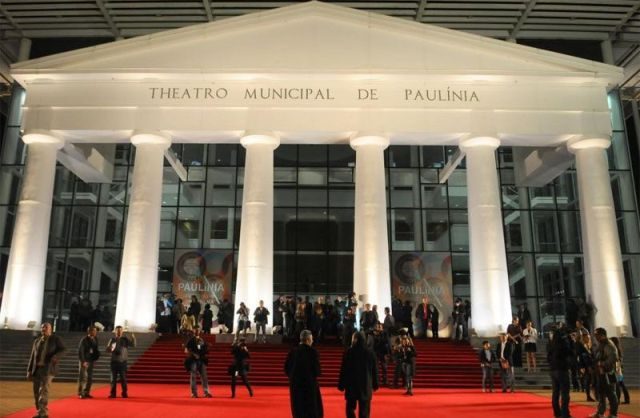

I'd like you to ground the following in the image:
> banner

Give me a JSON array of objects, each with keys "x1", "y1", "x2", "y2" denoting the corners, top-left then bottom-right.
[
  {"x1": 173, "y1": 249, "x2": 233, "y2": 320},
  {"x1": 391, "y1": 252, "x2": 453, "y2": 338}
]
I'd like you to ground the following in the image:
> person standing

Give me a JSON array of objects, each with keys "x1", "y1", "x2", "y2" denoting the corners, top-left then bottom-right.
[
  {"x1": 547, "y1": 325, "x2": 573, "y2": 418},
  {"x1": 610, "y1": 337, "x2": 630, "y2": 405},
  {"x1": 185, "y1": 327, "x2": 211, "y2": 398},
  {"x1": 342, "y1": 307, "x2": 356, "y2": 348},
  {"x1": 202, "y1": 304, "x2": 213, "y2": 334},
  {"x1": 360, "y1": 304, "x2": 377, "y2": 334},
  {"x1": 497, "y1": 333, "x2": 515, "y2": 393},
  {"x1": 428, "y1": 304, "x2": 440, "y2": 338},
  {"x1": 506, "y1": 316, "x2": 523, "y2": 368},
  {"x1": 254, "y1": 300, "x2": 270, "y2": 344},
  {"x1": 106, "y1": 325, "x2": 136, "y2": 398},
  {"x1": 523, "y1": 320, "x2": 538, "y2": 373},
  {"x1": 338, "y1": 332, "x2": 379, "y2": 418},
  {"x1": 190, "y1": 295, "x2": 202, "y2": 325},
  {"x1": 27, "y1": 322, "x2": 66, "y2": 418},
  {"x1": 229, "y1": 338, "x2": 253, "y2": 398},
  {"x1": 576, "y1": 334, "x2": 596, "y2": 402},
  {"x1": 399, "y1": 335, "x2": 417, "y2": 395},
  {"x1": 589, "y1": 328, "x2": 619, "y2": 418},
  {"x1": 479, "y1": 340, "x2": 496, "y2": 393},
  {"x1": 452, "y1": 299, "x2": 465, "y2": 341},
  {"x1": 372, "y1": 323, "x2": 391, "y2": 386},
  {"x1": 78, "y1": 325, "x2": 100, "y2": 399},
  {"x1": 235, "y1": 302, "x2": 250, "y2": 340},
  {"x1": 382, "y1": 307, "x2": 395, "y2": 336},
  {"x1": 284, "y1": 330, "x2": 323, "y2": 418}
]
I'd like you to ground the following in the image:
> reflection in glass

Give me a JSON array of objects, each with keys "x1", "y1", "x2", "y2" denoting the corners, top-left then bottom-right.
[
  {"x1": 561, "y1": 255, "x2": 585, "y2": 298},
  {"x1": 329, "y1": 209, "x2": 354, "y2": 251},
  {"x1": 274, "y1": 208, "x2": 296, "y2": 250},
  {"x1": 529, "y1": 185, "x2": 555, "y2": 209},
  {"x1": 0, "y1": 206, "x2": 15, "y2": 246},
  {"x1": 390, "y1": 169, "x2": 420, "y2": 208},
  {"x1": 449, "y1": 211, "x2": 468, "y2": 251},
  {"x1": 555, "y1": 172, "x2": 578, "y2": 210},
  {"x1": 557, "y1": 211, "x2": 581, "y2": 253},
  {"x1": 504, "y1": 210, "x2": 533, "y2": 252},
  {"x1": 204, "y1": 207, "x2": 234, "y2": 249},
  {"x1": 536, "y1": 254, "x2": 563, "y2": 298},
  {"x1": 507, "y1": 254, "x2": 536, "y2": 299},
  {"x1": 0, "y1": 167, "x2": 22, "y2": 204},
  {"x1": 297, "y1": 209, "x2": 328, "y2": 251},
  {"x1": 176, "y1": 207, "x2": 203, "y2": 248},
  {"x1": 611, "y1": 171, "x2": 637, "y2": 211},
  {"x1": 69, "y1": 206, "x2": 97, "y2": 247},
  {"x1": 423, "y1": 210, "x2": 449, "y2": 251},
  {"x1": 95, "y1": 206, "x2": 124, "y2": 247},
  {"x1": 531, "y1": 211, "x2": 560, "y2": 252},
  {"x1": 49, "y1": 206, "x2": 72, "y2": 247},
  {"x1": 390, "y1": 209, "x2": 421, "y2": 251},
  {"x1": 160, "y1": 208, "x2": 177, "y2": 248},
  {"x1": 618, "y1": 212, "x2": 640, "y2": 253},
  {"x1": 179, "y1": 182, "x2": 205, "y2": 206},
  {"x1": 206, "y1": 167, "x2": 236, "y2": 206},
  {"x1": 421, "y1": 185, "x2": 447, "y2": 208}
]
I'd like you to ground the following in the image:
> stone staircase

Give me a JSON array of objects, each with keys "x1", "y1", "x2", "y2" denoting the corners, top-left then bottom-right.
[{"x1": 0, "y1": 330, "x2": 158, "y2": 383}]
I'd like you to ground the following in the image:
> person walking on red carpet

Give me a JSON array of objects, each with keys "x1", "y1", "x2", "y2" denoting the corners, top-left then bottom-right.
[
  {"x1": 479, "y1": 340, "x2": 496, "y2": 393},
  {"x1": 229, "y1": 338, "x2": 253, "y2": 398},
  {"x1": 78, "y1": 325, "x2": 100, "y2": 399},
  {"x1": 338, "y1": 332, "x2": 379, "y2": 418},
  {"x1": 106, "y1": 326, "x2": 135, "y2": 398},
  {"x1": 285, "y1": 329, "x2": 323, "y2": 418},
  {"x1": 546, "y1": 324, "x2": 573, "y2": 418},
  {"x1": 184, "y1": 326, "x2": 212, "y2": 398},
  {"x1": 27, "y1": 322, "x2": 66, "y2": 418},
  {"x1": 399, "y1": 335, "x2": 417, "y2": 396},
  {"x1": 496, "y1": 333, "x2": 515, "y2": 393}
]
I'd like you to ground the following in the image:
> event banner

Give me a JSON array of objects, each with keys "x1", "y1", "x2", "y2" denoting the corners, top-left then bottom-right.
[
  {"x1": 391, "y1": 252, "x2": 453, "y2": 338},
  {"x1": 173, "y1": 249, "x2": 233, "y2": 320}
]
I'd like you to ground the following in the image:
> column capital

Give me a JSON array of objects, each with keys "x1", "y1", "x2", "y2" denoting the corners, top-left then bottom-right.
[
  {"x1": 567, "y1": 136, "x2": 610, "y2": 154},
  {"x1": 131, "y1": 131, "x2": 171, "y2": 148},
  {"x1": 22, "y1": 130, "x2": 65, "y2": 149},
  {"x1": 240, "y1": 131, "x2": 280, "y2": 148},
  {"x1": 349, "y1": 133, "x2": 389, "y2": 149},
  {"x1": 459, "y1": 135, "x2": 500, "y2": 151}
]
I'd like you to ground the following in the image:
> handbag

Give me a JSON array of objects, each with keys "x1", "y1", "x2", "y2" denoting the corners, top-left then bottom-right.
[{"x1": 500, "y1": 359, "x2": 510, "y2": 370}]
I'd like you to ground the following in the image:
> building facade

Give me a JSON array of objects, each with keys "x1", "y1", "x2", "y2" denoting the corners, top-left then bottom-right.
[{"x1": 0, "y1": 3, "x2": 638, "y2": 337}]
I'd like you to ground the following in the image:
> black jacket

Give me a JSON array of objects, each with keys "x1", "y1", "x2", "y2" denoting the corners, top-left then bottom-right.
[
  {"x1": 285, "y1": 344, "x2": 323, "y2": 418},
  {"x1": 185, "y1": 335, "x2": 209, "y2": 365},
  {"x1": 28, "y1": 334, "x2": 66, "y2": 376},
  {"x1": 338, "y1": 340, "x2": 379, "y2": 400},
  {"x1": 78, "y1": 335, "x2": 100, "y2": 363},
  {"x1": 546, "y1": 331, "x2": 572, "y2": 371},
  {"x1": 496, "y1": 341, "x2": 513, "y2": 366},
  {"x1": 479, "y1": 348, "x2": 496, "y2": 366}
]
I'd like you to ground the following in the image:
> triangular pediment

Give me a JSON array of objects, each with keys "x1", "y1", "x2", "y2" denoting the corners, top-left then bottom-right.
[{"x1": 12, "y1": 1, "x2": 621, "y2": 83}]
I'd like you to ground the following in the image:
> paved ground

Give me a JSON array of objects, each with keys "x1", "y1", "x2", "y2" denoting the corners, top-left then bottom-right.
[{"x1": 0, "y1": 381, "x2": 638, "y2": 418}]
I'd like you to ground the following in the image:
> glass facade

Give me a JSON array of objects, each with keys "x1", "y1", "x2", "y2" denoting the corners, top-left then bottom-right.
[{"x1": 0, "y1": 89, "x2": 639, "y2": 335}]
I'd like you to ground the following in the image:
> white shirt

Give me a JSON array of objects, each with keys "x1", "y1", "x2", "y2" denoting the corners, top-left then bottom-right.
[{"x1": 523, "y1": 327, "x2": 538, "y2": 344}]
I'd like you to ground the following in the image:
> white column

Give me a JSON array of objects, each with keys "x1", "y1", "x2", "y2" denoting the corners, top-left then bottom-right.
[
  {"x1": 351, "y1": 134, "x2": 392, "y2": 311},
  {"x1": 568, "y1": 137, "x2": 632, "y2": 337},
  {"x1": 235, "y1": 132, "x2": 279, "y2": 328},
  {"x1": 0, "y1": 131, "x2": 64, "y2": 329},
  {"x1": 114, "y1": 132, "x2": 170, "y2": 332},
  {"x1": 460, "y1": 136, "x2": 512, "y2": 337}
]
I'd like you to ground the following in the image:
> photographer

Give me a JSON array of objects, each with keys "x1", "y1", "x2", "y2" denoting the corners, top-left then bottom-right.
[
  {"x1": 547, "y1": 324, "x2": 573, "y2": 418},
  {"x1": 106, "y1": 326, "x2": 136, "y2": 398},
  {"x1": 590, "y1": 328, "x2": 619, "y2": 418},
  {"x1": 184, "y1": 327, "x2": 211, "y2": 398},
  {"x1": 229, "y1": 338, "x2": 253, "y2": 398}
]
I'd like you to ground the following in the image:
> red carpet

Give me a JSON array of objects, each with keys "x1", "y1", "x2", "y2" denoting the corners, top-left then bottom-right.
[
  {"x1": 128, "y1": 335, "x2": 488, "y2": 388},
  {"x1": 4, "y1": 384, "x2": 636, "y2": 418}
]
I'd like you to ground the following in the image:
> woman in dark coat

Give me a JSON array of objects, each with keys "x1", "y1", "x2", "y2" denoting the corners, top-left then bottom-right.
[
  {"x1": 202, "y1": 304, "x2": 213, "y2": 334},
  {"x1": 284, "y1": 330, "x2": 323, "y2": 418},
  {"x1": 229, "y1": 338, "x2": 253, "y2": 398}
]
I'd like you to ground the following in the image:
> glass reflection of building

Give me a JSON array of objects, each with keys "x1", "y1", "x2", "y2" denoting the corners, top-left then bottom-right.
[{"x1": 0, "y1": 87, "x2": 638, "y2": 335}]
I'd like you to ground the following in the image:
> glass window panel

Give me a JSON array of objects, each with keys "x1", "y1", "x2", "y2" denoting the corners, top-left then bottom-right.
[
  {"x1": 89, "y1": 249, "x2": 121, "y2": 300},
  {"x1": 622, "y1": 255, "x2": 640, "y2": 308},
  {"x1": 176, "y1": 207, "x2": 203, "y2": 248},
  {"x1": 69, "y1": 206, "x2": 97, "y2": 247},
  {"x1": 275, "y1": 208, "x2": 297, "y2": 250},
  {"x1": 95, "y1": 206, "x2": 124, "y2": 248},
  {"x1": 329, "y1": 145, "x2": 355, "y2": 167},
  {"x1": 298, "y1": 187, "x2": 327, "y2": 207},
  {"x1": 328, "y1": 168, "x2": 352, "y2": 183},
  {"x1": 275, "y1": 184, "x2": 297, "y2": 207},
  {"x1": 45, "y1": 250, "x2": 66, "y2": 291},
  {"x1": 423, "y1": 210, "x2": 449, "y2": 251},
  {"x1": 187, "y1": 166, "x2": 206, "y2": 182},
  {"x1": 451, "y1": 253, "x2": 470, "y2": 297},
  {"x1": 538, "y1": 297, "x2": 566, "y2": 335},
  {"x1": 66, "y1": 248, "x2": 92, "y2": 290},
  {"x1": 157, "y1": 250, "x2": 174, "y2": 292},
  {"x1": 498, "y1": 148, "x2": 514, "y2": 168},
  {"x1": 389, "y1": 146, "x2": 419, "y2": 168},
  {"x1": 328, "y1": 185, "x2": 354, "y2": 207},
  {"x1": 561, "y1": 255, "x2": 585, "y2": 298},
  {"x1": 49, "y1": 206, "x2": 72, "y2": 247},
  {"x1": 500, "y1": 169, "x2": 515, "y2": 185},
  {"x1": 557, "y1": 211, "x2": 582, "y2": 253},
  {"x1": 0, "y1": 248, "x2": 9, "y2": 289},
  {"x1": 0, "y1": 206, "x2": 15, "y2": 246},
  {"x1": 299, "y1": 145, "x2": 327, "y2": 166},
  {"x1": 328, "y1": 253, "x2": 354, "y2": 294},
  {"x1": 504, "y1": 210, "x2": 533, "y2": 252},
  {"x1": 203, "y1": 207, "x2": 234, "y2": 249},
  {"x1": 421, "y1": 184, "x2": 447, "y2": 208},
  {"x1": 618, "y1": 212, "x2": 640, "y2": 253},
  {"x1": 536, "y1": 254, "x2": 563, "y2": 298},
  {"x1": 179, "y1": 182, "x2": 205, "y2": 206},
  {"x1": 73, "y1": 181, "x2": 100, "y2": 205},
  {"x1": 447, "y1": 170, "x2": 466, "y2": 186},
  {"x1": 450, "y1": 211, "x2": 468, "y2": 252},
  {"x1": 445, "y1": 146, "x2": 465, "y2": 168},
  {"x1": 53, "y1": 167, "x2": 75, "y2": 204},
  {"x1": 182, "y1": 144, "x2": 206, "y2": 166},
  {"x1": 298, "y1": 168, "x2": 327, "y2": 185},
  {"x1": 1, "y1": 128, "x2": 25, "y2": 165},
  {"x1": 531, "y1": 211, "x2": 560, "y2": 252},
  {"x1": 608, "y1": 91, "x2": 624, "y2": 132},
  {"x1": 502, "y1": 186, "x2": 529, "y2": 210},
  {"x1": 420, "y1": 146, "x2": 445, "y2": 168},
  {"x1": 555, "y1": 172, "x2": 579, "y2": 210},
  {"x1": 99, "y1": 182, "x2": 127, "y2": 205},
  {"x1": 114, "y1": 144, "x2": 131, "y2": 166},
  {"x1": 206, "y1": 167, "x2": 237, "y2": 206},
  {"x1": 297, "y1": 252, "x2": 328, "y2": 293},
  {"x1": 234, "y1": 208, "x2": 242, "y2": 249},
  {"x1": 611, "y1": 171, "x2": 636, "y2": 211},
  {"x1": 329, "y1": 209, "x2": 354, "y2": 251},
  {"x1": 390, "y1": 169, "x2": 420, "y2": 208},
  {"x1": 529, "y1": 185, "x2": 556, "y2": 209},
  {"x1": 113, "y1": 166, "x2": 128, "y2": 182},
  {"x1": 447, "y1": 185, "x2": 467, "y2": 209},
  {"x1": 274, "y1": 145, "x2": 297, "y2": 167},
  {"x1": 420, "y1": 169, "x2": 438, "y2": 184},
  {"x1": 208, "y1": 144, "x2": 238, "y2": 166},
  {"x1": 274, "y1": 251, "x2": 297, "y2": 293},
  {"x1": 0, "y1": 166, "x2": 22, "y2": 204},
  {"x1": 162, "y1": 168, "x2": 180, "y2": 206},
  {"x1": 275, "y1": 167, "x2": 297, "y2": 183},
  {"x1": 160, "y1": 208, "x2": 177, "y2": 248},
  {"x1": 608, "y1": 131, "x2": 630, "y2": 170},
  {"x1": 507, "y1": 254, "x2": 537, "y2": 299},
  {"x1": 390, "y1": 209, "x2": 422, "y2": 251},
  {"x1": 297, "y1": 208, "x2": 328, "y2": 251}
]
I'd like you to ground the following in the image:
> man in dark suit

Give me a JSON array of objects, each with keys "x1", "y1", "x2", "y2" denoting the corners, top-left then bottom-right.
[
  {"x1": 415, "y1": 297, "x2": 440, "y2": 338},
  {"x1": 78, "y1": 325, "x2": 100, "y2": 399},
  {"x1": 496, "y1": 333, "x2": 514, "y2": 393},
  {"x1": 339, "y1": 331, "x2": 379, "y2": 418},
  {"x1": 284, "y1": 329, "x2": 323, "y2": 418},
  {"x1": 27, "y1": 322, "x2": 66, "y2": 418}
]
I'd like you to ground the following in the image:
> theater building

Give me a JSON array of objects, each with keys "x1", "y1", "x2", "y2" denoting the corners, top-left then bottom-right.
[{"x1": 0, "y1": 2, "x2": 638, "y2": 337}]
